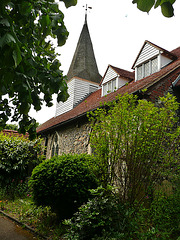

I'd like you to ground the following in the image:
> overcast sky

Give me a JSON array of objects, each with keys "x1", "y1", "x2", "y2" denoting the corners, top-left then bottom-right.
[{"x1": 30, "y1": 0, "x2": 180, "y2": 124}]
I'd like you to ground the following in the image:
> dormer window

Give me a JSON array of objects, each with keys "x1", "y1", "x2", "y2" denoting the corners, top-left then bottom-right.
[
  {"x1": 101, "y1": 65, "x2": 134, "y2": 96},
  {"x1": 103, "y1": 78, "x2": 117, "y2": 95},
  {"x1": 132, "y1": 41, "x2": 176, "y2": 82},
  {"x1": 136, "y1": 57, "x2": 158, "y2": 80}
]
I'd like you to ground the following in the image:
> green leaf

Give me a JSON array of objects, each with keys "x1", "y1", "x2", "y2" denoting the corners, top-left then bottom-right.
[
  {"x1": 41, "y1": 14, "x2": 51, "y2": 28},
  {"x1": 57, "y1": 91, "x2": 69, "y2": 103},
  {"x1": 160, "y1": 0, "x2": 176, "y2": 4},
  {"x1": 27, "y1": 68, "x2": 37, "y2": 77},
  {"x1": 60, "y1": 0, "x2": 77, "y2": 8},
  {"x1": 19, "y1": 2, "x2": 32, "y2": 16},
  {"x1": 50, "y1": 13, "x2": 63, "y2": 22},
  {"x1": 49, "y1": 2, "x2": 59, "y2": 12},
  {"x1": 19, "y1": 102, "x2": 31, "y2": 115},
  {"x1": 0, "y1": 33, "x2": 16, "y2": 48},
  {"x1": 54, "y1": 26, "x2": 69, "y2": 46},
  {"x1": 0, "y1": 18, "x2": 10, "y2": 27},
  {"x1": 154, "y1": 0, "x2": 161, "y2": 8},
  {"x1": 133, "y1": 0, "x2": 155, "y2": 12},
  {"x1": 161, "y1": 2, "x2": 174, "y2": 17},
  {"x1": 13, "y1": 49, "x2": 22, "y2": 68}
]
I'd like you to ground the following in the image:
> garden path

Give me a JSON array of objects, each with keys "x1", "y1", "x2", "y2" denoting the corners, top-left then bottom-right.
[{"x1": 0, "y1": 215, "x2": 37, "y2": 240}]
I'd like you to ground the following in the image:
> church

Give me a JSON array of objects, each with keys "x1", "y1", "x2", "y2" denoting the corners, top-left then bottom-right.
[{"x1": 37, "y1": 14, "x2": 180, "y2": 159}]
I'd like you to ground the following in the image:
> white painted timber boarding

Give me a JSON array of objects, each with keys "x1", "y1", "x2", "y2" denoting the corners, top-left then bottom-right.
[
  {"x1": 118, "y1": 77, "x2": 129, "y2": 88},
  {"x1": 102, "y1": 66, "x2": 117, "y2": 85},
  {"x1": 55, "y1": 79, "x2": 75, "y2": 116},
  {"x1": 73, "y1": 78, "x2": 99, "y2": 107},
  {"x1": 161, "y1": 55, "x2": 173, "y2": 68},
  {"x1": 134, "y1": 42, "x2": 159, "y2": 67},
  {"x1": 55, "y1": 78, "x2": 99, "y2": 117}
]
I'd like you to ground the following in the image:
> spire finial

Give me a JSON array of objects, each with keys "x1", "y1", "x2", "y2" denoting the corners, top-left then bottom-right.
[{"x1": 83, "y1": 4, "x2": 92, "y2": 23}]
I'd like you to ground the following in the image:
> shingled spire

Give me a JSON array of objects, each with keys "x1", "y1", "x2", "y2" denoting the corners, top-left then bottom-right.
[{"x1": 67, "y1": 14, "x2": 101, "y2": 83}]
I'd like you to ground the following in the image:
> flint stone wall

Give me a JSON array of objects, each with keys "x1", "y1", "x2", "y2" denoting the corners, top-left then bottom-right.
[{"x1": 46, "y1": 120, "x2": 91, "y2": 159}]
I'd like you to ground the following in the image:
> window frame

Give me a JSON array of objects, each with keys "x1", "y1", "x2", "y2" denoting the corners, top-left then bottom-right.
[
  {"x1": 50, "y1": 132, "x2": 59, "y2": 157},
  {"x1": 136, "y1": 56, "x2": 158, "y2": 81},
  {"x1": 103, "y1": 77, "x2": 117, "y2": 96}
]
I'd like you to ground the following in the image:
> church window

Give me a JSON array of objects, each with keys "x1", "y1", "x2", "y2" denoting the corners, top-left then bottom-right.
[
  {"x1": 51, "y1": 145, "x2": 55, "y2": 158},
  {"x1": 55, "y1": 144, "x2": 59, "y2": 155},
  {"x1": 51, "y1": 133, "x2": 59, "y2": 157}
]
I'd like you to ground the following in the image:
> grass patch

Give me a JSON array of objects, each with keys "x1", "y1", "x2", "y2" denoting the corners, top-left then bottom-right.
[{"x1": 0, "y1": 196, "x2": 67, "y2": 239}]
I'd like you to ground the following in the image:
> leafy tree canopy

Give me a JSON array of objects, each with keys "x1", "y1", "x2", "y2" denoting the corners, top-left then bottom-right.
[
  {"x1": 0, "y1": 0, "x2": 77, "y2": 139},
  {"x1": 4, "y1": 123, "x2": 18, "y2": 131},
  {"x1": 133, "y1": 0, "x2": 176, "y2": 17}
]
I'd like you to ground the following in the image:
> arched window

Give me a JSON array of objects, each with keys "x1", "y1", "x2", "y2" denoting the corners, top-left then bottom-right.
[{"x1": 51, "y1": 133, "x2": 59, "y2": 157}]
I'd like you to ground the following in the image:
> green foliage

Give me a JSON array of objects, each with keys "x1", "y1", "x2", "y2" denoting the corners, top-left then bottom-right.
[
  {"x1": 0, "y1": 197, "x2": 65, "y2": 239},
  {"x1": 0, "y1": 132, "x2": 44, "y2": 197},
  {"x1": 0, "y1": 0, "x2": 77, "y2": 139},
  {"x1": 64, "y1": 186, "x2": 155, "y2": 240},
  {"x1": 64, "y1": 185, "x2": 180, "y2": 240},
  {"x1": 88, "y1": 93, "x2": 180, "y2": 204},
  {"x1": 29, "y1": 154, "x2": 98, "y2": 220},
  {"x1": 64, "y1": 187, "x2": 131, "y2": 240},
  {"x1": 4, "y1": 124, "x2": 18, "y2": 131},
  {"x1": 132, "y1": 0, "x2": 176, "y2": 17},
  {"x1": 150, "y1": 180, "x2": 180, "y2": 239},
  {"x1": 0, "y1": 179, "x2": 29, "y2": 200}
]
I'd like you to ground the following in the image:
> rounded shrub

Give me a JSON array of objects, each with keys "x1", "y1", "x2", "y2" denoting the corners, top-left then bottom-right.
[{"x1": 29, "y1": 154, "x2": 98, "y2": 219}]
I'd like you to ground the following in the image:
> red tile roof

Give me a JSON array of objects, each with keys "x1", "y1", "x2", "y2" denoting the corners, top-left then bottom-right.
[
  {"x1": 37, "y1": 46, "x2": 180, "y2": 134},
  {"x1": 1, "y1": 129, "x2": 29, "y2": 139}
]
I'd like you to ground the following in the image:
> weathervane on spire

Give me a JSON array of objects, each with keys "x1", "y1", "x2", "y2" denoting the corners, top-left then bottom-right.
[{"x1": 83, "y1": 4, "x2": 92, "y2": 23}]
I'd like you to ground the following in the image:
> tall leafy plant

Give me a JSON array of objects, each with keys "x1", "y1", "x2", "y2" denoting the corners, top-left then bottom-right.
[{"x1": 88, "y1": 93, "x2": 180, "y2": 204}]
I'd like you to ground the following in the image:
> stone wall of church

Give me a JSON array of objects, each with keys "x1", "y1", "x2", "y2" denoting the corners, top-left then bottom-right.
[{"x1": 46, "y1": 120, "x2": 91, "y2": 159}]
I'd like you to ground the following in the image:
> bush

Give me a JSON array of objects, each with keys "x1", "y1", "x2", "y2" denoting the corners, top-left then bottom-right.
[
  {"x1": 64, "y1": 184, "x2": 180, "y2": 240},
  {"x1": 150, "y1": 180, "x2": 180, "y2": 239},
  {"x1": 64, "y1": 187, "x2": 134, "y2": 240},
  {"x1": 0, "y1": 133, "x2": 44, "y2": 198},
  {"x1": 29, "y1": 154, "x2": 98, "y2": 220}
]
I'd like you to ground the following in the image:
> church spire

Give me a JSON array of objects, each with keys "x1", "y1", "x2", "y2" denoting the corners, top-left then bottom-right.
[{"x1": 67, "y1": 6, "x2": 101, "y2": 83}]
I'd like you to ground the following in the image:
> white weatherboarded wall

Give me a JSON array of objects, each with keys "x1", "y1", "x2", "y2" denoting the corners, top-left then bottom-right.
[
  {"x1": 55, "y1": 77, "x2": 99, "y2": 117},
  {"x1": 102, "y1": 66, "x2": 117, "y2": 85},
  {"x1": 134, "y1": 42, "x2": 159, "y2": 67}
]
